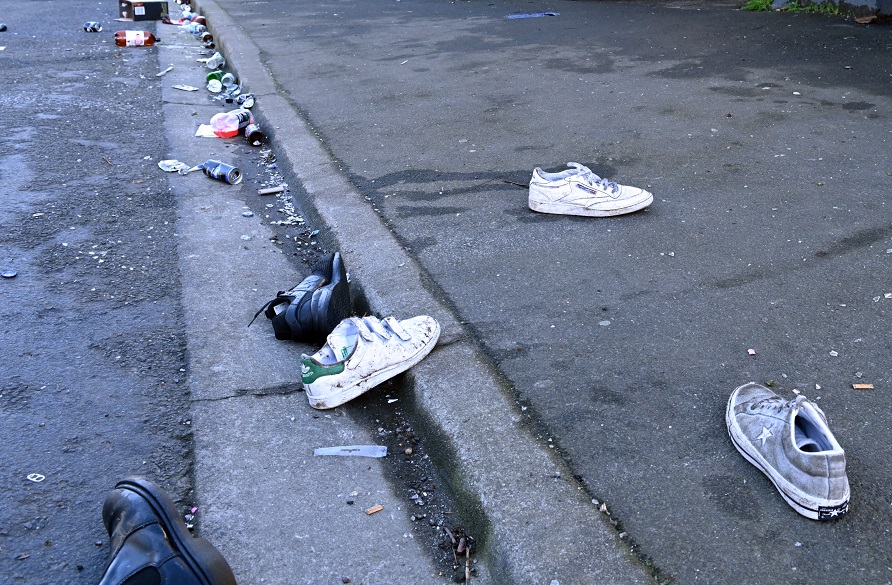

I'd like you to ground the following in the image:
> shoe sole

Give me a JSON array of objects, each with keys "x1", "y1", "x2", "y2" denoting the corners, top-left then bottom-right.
[
  {"x1": 528, "y1": 192, "x2": 653, "y2": 217},
  {"x1": 725, "y1": 391, "x2": 849, "y2": 521},
  {"x1": 306, "y1": 321, "x2": 441, "y2": 409},
  {"x1": 114, "y1": 476, "x2": 238, "y2": 585}
]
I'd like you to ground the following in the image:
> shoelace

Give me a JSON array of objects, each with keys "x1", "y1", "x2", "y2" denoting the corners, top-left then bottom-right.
[
  {"x1": 749, "y1": 394, "x2": 809, "y2": 414},
  {"x1": 749, "y1": 395, "x2": 791, "y2": 412},
  {"x1": 568, "y1": 162, "x2": 620, "y2": 195}
]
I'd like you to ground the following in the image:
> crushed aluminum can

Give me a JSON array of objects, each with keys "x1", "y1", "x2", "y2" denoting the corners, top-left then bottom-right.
[
  {"x1": 83, "y1": 22, "x2": 102, "y2": 32},
  {"x1": 236, "y1": 93, "x2": 255, "y2": 109},
  {"x1": 201, "y1": 160, "x2": 242, "y2": 185}
]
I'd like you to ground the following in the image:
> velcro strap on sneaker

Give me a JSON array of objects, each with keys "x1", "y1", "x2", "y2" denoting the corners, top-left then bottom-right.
[
  {"x1": 352, "y1": 317, "x2": 376, "y2": 342},
  {"x1": 382, "y1": 317, "x2": 412, "y2": 341},
  {"x1": 365, "y1": 316, "x2": 393, "y2": 340}
]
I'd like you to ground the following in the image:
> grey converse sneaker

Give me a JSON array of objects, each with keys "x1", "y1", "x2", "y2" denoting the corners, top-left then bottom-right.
[
  {"x1": 528, "y1": 162, "x2": 653, "y2": 217},
  {"x1": 726, "y1": 382, "x2": 850, "y2": 520}
]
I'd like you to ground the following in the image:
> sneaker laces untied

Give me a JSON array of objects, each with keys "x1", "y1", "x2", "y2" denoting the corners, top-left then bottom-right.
[{"x1": 567, "y1": 162, "x2": 620, "y2": 197}]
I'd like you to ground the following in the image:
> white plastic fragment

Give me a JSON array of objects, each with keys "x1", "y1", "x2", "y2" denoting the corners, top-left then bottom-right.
[
  {"x1": 172, "y1": 84, "x2": 199, "y2": 92},
  {"x1": 195, "y1": 124, "x2": 217, "y2": 138},
  {"x1": 27, "y1": 473, "x2": 45, "y2": 482},
  {"x1": 313, "y1": 445, "x2": 388, "y2": 458},
  {"x1": 158, "y1": 160, "x2": 191, "y2": 173}
]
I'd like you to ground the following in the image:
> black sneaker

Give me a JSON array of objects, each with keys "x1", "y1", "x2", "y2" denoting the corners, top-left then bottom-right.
[{"x1": 250, "y1": 252, "x2": 351, "y2": 342}]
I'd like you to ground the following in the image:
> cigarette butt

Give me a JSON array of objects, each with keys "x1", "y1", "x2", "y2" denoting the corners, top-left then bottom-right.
[
  {"x1": 364, "y1": 504, "x2": 384, "y2": 515},
  {"x1": 258, "y1": 186, "x2": 285, "y2": 196},
  {"x1": 852, "y1": 384, "x2": 874, "y2": 390}
]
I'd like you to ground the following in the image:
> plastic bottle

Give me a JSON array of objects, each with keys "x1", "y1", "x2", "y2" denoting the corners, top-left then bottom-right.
[
  {"x1": 114, "y1": 30, "x2": 159, "y2": 47},
  {"x1": 209, "y1": 109, "x2": 253, "y2": 138},
  {"x1": 205, "y1": 52, "x2": 225, "y2": 69}
]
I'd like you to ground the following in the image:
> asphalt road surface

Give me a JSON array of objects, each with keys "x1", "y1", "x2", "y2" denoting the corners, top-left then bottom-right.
[
  {"x1": 0, "y1": 5, "x2": 193, "y2": 583},
  {"x1": 204, "y1": 0, "x2": 892, "y2": 582}
]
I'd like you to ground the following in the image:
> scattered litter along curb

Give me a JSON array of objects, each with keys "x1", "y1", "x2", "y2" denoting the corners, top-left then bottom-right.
[
  {"x1": 258, "y1": 186, "x2": 285, "y2": 196},
  {"x1": 852, "y1": 384, "x2": 874, "y2": 390},
  {"x1": 506, "y1": 11, "x2": 559, "y2": 19},
  {"x1": 313, "y1": 445, "x2": 387, "y2": 458}
]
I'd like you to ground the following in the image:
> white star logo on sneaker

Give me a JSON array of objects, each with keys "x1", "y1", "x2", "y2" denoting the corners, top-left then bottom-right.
[{"x1": 756, "y1": 426, "x2": 772, "y2": 445}]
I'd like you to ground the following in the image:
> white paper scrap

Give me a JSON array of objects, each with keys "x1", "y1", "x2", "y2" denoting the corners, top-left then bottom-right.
[{"x1": 195, "y1": 124, "x2": 217, "y2": 138}]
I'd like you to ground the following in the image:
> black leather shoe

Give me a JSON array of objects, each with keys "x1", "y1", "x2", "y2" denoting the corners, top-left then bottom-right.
[
  {"x1": 99, "y1": 476, "x2": 237, "y2": 585},
  {"x1": 250, "y1": 252, "x2": 352, "y2": 342}
]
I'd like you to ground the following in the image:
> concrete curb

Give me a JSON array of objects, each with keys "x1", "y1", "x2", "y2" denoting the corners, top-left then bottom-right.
[
  {"x1": 157, "y1": 29, "x2": 449, "y2": 585},
  {"x1": 193, "y1": 1, "x2": 652, "y2": 582}
]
